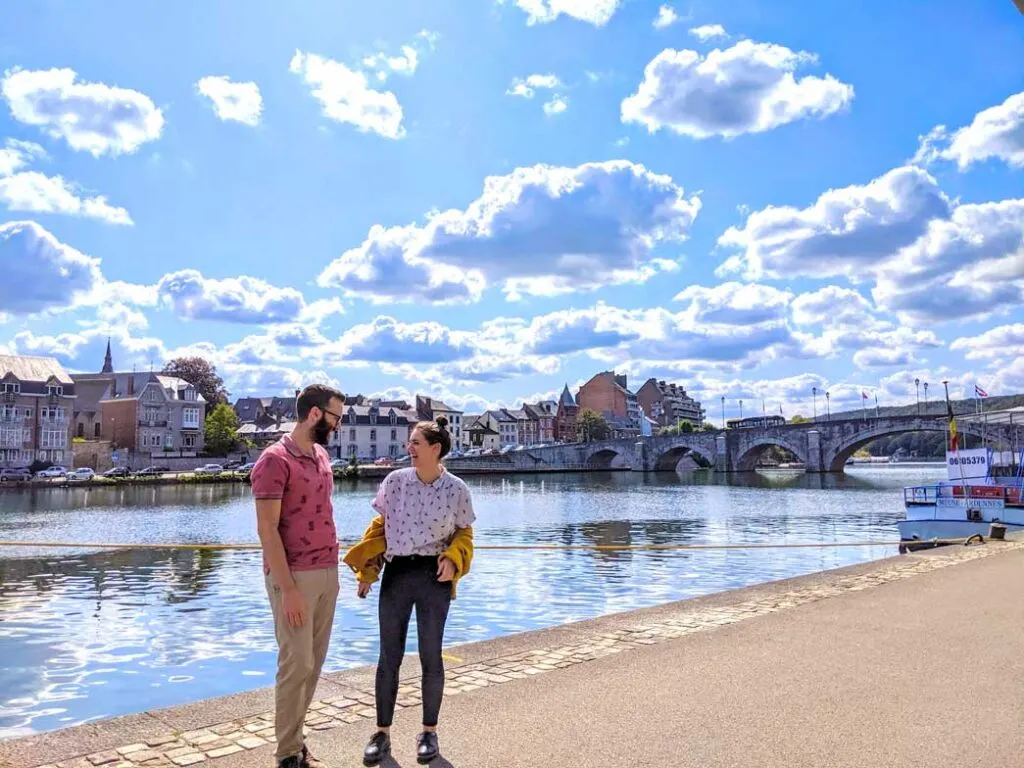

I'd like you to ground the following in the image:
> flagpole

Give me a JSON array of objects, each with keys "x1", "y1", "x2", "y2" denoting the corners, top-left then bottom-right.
[
  {"x1": 874, "y1": 393, "x2": 879, "y2": 419},
  {"x1": 944, "y1": 380, "x2": 968, "y2": 499}
]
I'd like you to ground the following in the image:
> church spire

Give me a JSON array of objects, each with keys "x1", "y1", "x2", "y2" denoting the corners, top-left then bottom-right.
[{"x1": 101, "y1": 337, "x2": 114, "y2": 374}]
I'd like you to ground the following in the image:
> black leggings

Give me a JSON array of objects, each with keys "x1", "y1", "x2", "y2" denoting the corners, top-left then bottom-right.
[{"x1": 375, "y1": 555, "x2": 452, "y2": 728}]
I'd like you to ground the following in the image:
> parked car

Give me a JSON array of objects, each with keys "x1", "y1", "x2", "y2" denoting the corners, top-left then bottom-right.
[
  {"x1": 236, "y1": 462, "x2": 256, "y2": 474},
  {"x1": 193, "y1": 464, "x2": 223, "y2": 476},
  {"x1": 223, "y1": 460, "x2": 245, "y2": 470},
  {"x1": 330, "y1": 458, "x2": 348, "y2": 469},
  {"x1": 374, "y1": 457, "x2": 393, "y2": 466},
  {"x1": 0, "y1": 467, "x2": 32, "y2": 482},
  {"x1": 102, "y1": 467, "x2": 132, "y2": 478},
  {"x1": 67, "y1": 468, "x2": 95, "y2": 482},
  {"x1": 136, "y1": 465, "x2": 170, "y2": 476},
  {"x1": 35, "y1": 466, "x2": 67, "y2": 478}
]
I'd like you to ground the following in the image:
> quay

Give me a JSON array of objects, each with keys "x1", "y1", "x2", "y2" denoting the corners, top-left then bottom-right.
[{"x1": 3, "y1": 538, "x2": 1022, "y2": 768}]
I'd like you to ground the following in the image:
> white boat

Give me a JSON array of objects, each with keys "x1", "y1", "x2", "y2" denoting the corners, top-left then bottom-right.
[{"x1": 900, "y1": 447, "x2": 1024, "y2": 550}]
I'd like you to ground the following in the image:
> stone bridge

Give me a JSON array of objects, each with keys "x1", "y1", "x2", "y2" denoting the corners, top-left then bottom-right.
[{"x1": 447, "y1": 416, "x2": 1024, "y2": 474}]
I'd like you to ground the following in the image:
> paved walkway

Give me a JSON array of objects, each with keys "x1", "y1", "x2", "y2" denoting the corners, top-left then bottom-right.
[{"x1": 4, "y1": 540, "x2": 1023, "y2": 768}]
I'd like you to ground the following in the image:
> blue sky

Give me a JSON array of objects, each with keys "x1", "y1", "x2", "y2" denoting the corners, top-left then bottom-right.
[{"x1": 1, "y1": 0, "x2": 1023, "y2": 419}]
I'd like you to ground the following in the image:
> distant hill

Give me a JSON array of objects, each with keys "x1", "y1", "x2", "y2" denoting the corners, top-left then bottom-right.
[{"x1": 821, "y1": 394, "x2": 1024, "y2": 421}]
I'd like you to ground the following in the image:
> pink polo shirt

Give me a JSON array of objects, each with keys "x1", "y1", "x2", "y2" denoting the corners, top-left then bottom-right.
[{"x1": 251, "y1": 435, "x2": 338, "y2": 573}]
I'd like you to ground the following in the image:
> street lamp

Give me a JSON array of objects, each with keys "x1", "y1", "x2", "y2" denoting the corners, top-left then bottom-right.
[
  {"x1": 720, "y1": 396, "x2": 725, "y2": 430},
  {"x1": 923, "y1": 382, "x2": 929, "y2": 413},
  {"x1": 812, "y1": 386, "x2": 818, "y2": 422},
  {"x1": 914, "y1": 378, "x2": 920, "y2": 416},
  {"x1": 739, "y1": 399, "x2": 743, "y2": 419},
  {"x1": 825, "y1": 391, "x2": 831, "y2": 421}
]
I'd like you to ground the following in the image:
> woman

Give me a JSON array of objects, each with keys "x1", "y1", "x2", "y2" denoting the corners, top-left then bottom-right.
[{"x1": 343, "y1": 416, "x2": 475, "y2": 766}]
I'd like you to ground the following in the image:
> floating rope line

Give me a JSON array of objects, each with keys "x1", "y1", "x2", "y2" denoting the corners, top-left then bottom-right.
[{"x1": 0, "y1": 538, "x2": 991, "y2": 552}]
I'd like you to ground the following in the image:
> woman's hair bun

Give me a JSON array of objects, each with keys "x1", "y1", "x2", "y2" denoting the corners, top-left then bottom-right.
[{"x1": 435, "y1": 415, "x2": 449, "y2": 430}]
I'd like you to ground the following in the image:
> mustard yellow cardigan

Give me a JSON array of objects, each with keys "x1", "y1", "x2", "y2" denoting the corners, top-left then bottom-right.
[{"x1": 341, "y1": 515, "x2": 474, "y2": 599}]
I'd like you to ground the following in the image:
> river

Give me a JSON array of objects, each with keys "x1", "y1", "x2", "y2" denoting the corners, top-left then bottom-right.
[{"x1": 0, "y1": 465, "x2": 943, "y2": 739}]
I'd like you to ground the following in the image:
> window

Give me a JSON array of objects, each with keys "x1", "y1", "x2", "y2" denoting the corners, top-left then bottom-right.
[
  {"x1": 390, "y1": 428, "x2": 397, "y2": 441},
  {"x1": 349, "y1": 410, "x2": 356, "y2": 424},
  {"x1": 390, "y1": 411, "x2": 397, "y2": 425},
  {"x1": 164, "y1": 434, "x2": 174, "y2": 448},
  {"x1": 348, "y1": 428, "x2": 356, "y2": 441},
  {"x1": 183, "y1": 388, "x2": 197, "y2": 401},
  {"x1": 370, "y1": 444, "x2": 377, "y2": 459},
  {"x1": 2, "y1": 382, "x2": 21, "y2": 393},
  {"x1": 183, "y1": 434, "x2": 197, "y2": 449},
  {"x1": 182, "y1": 407, "x2": 200, "y2": 428},
  {"x1": 146, "y1": 388, "x2": 160, "y2": 403},
  {"x1": 370, "y1": 429, "x2": 377, "y2": 441},
  {"x1": 47, "y1": 384, "x2": 63, "y2": 396},
  {"x1": 41, "y1": 429, "x2": 66, "y2": 448},
  {"x1": 348, "y1": 444, "x2": 357, "y2": 457},
  {"x1": 77, "y1": 423, "x2": 84, "y2": 438},
  {"x1": 370, "y1": 410, "x2": 378, "y2": 424},
  {"x1": 94, "y1": 422, "x2": 101, "y2": 439},
  {"x1": 389, "y1": 443, "x2": 398, "y2": 457},
  {"x1": 0, "y1": 406, "x2": 13, "y2": 420}
]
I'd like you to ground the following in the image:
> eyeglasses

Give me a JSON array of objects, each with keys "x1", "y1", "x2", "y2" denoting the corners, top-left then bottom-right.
[{"x1": 320, "y1": 407, "x2": 343, "y2": 426}]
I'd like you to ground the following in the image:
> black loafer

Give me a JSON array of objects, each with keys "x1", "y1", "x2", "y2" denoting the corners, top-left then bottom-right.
[
  {"x1": 363, "y1": 731, "x2": 391, "y2": 766},
  {"x1": 416, "y1": 731, "x2": 439, "y2": 764}
]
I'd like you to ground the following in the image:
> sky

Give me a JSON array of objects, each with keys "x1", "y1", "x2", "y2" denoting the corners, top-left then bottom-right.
[{"x1": 1, "y1": 0, "x2": 1023, "y2": 421}]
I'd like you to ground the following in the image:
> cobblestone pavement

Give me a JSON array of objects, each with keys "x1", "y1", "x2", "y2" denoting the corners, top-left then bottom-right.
[{"x1": 27, "y1": 541, "x2": 1023, "y2": 768}]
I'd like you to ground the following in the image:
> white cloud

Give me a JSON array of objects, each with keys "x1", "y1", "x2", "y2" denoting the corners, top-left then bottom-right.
[
  {"x1": 950, "y1": 324, "x2": 1024, "y2": 362},
  {"x1": 913, "y1": 91, "x2": 1024, "y2": 170},
  {"x1": 155, "y1": 270, "x2": 308, "y2": 324},
  {"x1": 790, "y1": 286, "x2": 874, "y2": 326},
  {"x1": 674, "y1": 282, "x2": 793, "y2": 326},
  {"x1": 689, "y1": 24, "x2": 728, "y2": 41},
  {"x1": 2, "y1": 67, "x2": 164, "y2": 156},
  {"x1": 719, "y1": 163, "x2": 1024, "y2": 326},
  {"x1": 621, "y1": 40, "x2": 853, "y2": 139},
  {"x1": 318, "y1": 223, "x2": 486, "y2": 305},
  {"x1": 653, "y1": 5, "x2": 681, "y2": 29},
  {"x1": 0, "y1": 139, "x2": 46, "y2": 176},
  {"x1": 0, "y1": 220, "x2": 102, "y2": 314},
  {"x1": 196, "y1": 76, "x2": 263, "y2": 126},
  {"x1": 330, "y1": 316, "x2": 479, "y2": 364},
  {"x1": 84, "y1": 302, "x2": 150, "y2": 332},
  {"x1": 318, "y1": 160, "x2": 701, "y2": 303},
  {"x1": 508, "y1": 0, "x2": 622, "y2": 26},
  {"x1": 506, "y1": 74, "x2": 562, "y2": 99},
  {"x1": 717, "y1": 166, "x2": 953, "y2": 281},
  {"x1": 361, "y1": 30, "x2": 438, "y2": 83},
  {"x1": 543, "y1": 94, "x2": 568, "y2": 116},
  {"x1": 0, "y1": 171, "x2": 132, "y2": 224},
  {"x1": 289, "y1": 50, "x2": 405, "y2": 139}
]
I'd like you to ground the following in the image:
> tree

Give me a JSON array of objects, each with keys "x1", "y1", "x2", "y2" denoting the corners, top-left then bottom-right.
[
  {"x1": 790, "y1": 414, "x2": 809, "y2": 424},
  {"x1": 658, "y1": 420, "x2": 694, "y2": 436},
  {"x1": 577, "y1": 408, "x2": 610, "y2": 442},
  {"x1": 204, "y1": 403, "x2": 240, "y2": 456},
  {"x1": 162, "y1": 357, "x2": 228, "y2": 412}
]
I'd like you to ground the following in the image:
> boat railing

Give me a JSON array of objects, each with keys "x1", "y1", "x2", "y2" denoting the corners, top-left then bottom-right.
[{"x1": 904, "y1": 484, "x2": 1024, "y2": 505}]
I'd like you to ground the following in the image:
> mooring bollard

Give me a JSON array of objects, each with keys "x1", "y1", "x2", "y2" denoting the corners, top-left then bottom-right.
[{"x1": 989, "y1": 523, "x2": 1007, "y2": 541}]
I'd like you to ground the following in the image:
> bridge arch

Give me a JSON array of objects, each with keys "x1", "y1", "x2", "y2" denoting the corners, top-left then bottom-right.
[
  {"x1": 734, "y1": 437, "x2": 809, "y2": 472},
  {"x1": 824, "y1": 420, "x2": 992, "y2": 473},
  {"x1": 584, "y1": 446, "x2": 635, "y2": 470},
  {"x1": 651, "y1": 443, "x2": 714, "y2": 471}
]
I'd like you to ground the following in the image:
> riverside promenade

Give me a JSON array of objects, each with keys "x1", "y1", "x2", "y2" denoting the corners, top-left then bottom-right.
[{"x1": 4, "y1": 540, "x2": 1023, "y2": 768}]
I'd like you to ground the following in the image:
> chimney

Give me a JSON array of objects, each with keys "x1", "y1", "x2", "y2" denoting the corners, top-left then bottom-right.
[{"x1": 127, "y1": 374, "x2": 134, "y2": 397}]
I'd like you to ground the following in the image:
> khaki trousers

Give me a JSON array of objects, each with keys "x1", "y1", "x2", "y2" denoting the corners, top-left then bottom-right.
[{"x1": 265, "y1": 567, "x2": 340, "y2": 760}]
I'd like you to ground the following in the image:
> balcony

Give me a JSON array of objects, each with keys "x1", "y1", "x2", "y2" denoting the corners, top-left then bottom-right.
[
  {"x1": 138, "y1": 419, "x2": 169, "y2": 427},
  {"x1": 1, "y1": 392, "x2": 15, "y2": 403},
  {"x1": 41, "y1": 417, "x2": 70, "y2": 426},
  {"x1": 0, "y1": 415, "x2": 25, "y2": 425},
  {"x1": 181, "y1": 423, "x2": 201, "y2": 431}
]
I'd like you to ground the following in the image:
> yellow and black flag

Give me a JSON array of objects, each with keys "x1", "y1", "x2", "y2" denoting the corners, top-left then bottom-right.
[{"x1": 947, "y1": 399, "x2": 959, "y2": 451}]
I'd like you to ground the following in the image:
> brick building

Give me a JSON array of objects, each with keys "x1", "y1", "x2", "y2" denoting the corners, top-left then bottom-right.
[
  {"x1": 636, "y1": 378, "x2": 704, "y2": 429},
  {"x1": 0, "y1": 354, "x2": 76, "y2": 468},
  {"x1": 554, "y1": 384, "x2": 578, "y2": 443},
  {"x1": 575, "y1": 371, "x2": 641, "y2": 438}
]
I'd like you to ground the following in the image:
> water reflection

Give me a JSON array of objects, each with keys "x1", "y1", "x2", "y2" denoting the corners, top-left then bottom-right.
[{"x1": 0, "y1": 465, "x2": 944, "y2": 738}]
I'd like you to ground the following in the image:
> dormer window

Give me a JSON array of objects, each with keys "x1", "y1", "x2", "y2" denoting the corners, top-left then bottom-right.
[
  {"x1": 349, "y1": 410, "x2": 357, "y2": 424},
  {"x1": 47, "y1": 384, "x2": 63, "y2": 396},
  {"x1": 2, "y1": 382, "x2": 20, "y2": 394},
  {"x1": 390, "y1": 410, "x2": 397, "y2": 425}
]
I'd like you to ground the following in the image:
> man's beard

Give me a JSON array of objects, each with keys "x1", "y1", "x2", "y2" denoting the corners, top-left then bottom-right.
[{"x1": 312, "y1": 416, "x2": 332, "y2": 446}]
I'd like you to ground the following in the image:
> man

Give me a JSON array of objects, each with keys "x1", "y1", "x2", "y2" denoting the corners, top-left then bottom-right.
[{"x1": 251, "y1": 384, "x2": 345, "y2": 768}]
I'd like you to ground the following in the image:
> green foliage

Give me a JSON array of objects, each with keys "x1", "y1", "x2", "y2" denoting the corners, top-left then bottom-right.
[
  {"x1": 577, "y1": 408, "x2": 610, "y2": 441},
  {"x1": 658, "y1": 420, "x2": 695, "y2": 436},
  {"x1": 204, "y1": 403, "x2": 240, "y2": 455},
  {"x1": 790, "y1": 414, "x2": 809, "y2": 424},
  {"x1": 162, "y1": 357, "x2": 229, "y2": 412}
]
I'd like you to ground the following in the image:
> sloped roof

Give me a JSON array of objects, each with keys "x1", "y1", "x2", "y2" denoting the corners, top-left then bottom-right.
[
  {"x1": 0, "y1": 354, "x2": 74, "y2": 385},
  {"x1": 559, "y1": 384, "x2": 576, "y2": 407},
  {"x1": 72, "y1": 377, "x2": 115, "y2": 414}
]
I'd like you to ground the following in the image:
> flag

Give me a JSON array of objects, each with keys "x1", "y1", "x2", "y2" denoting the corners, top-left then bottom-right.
[
  {"x1": 861, "y1": 391, "x2": 868, "y2": 400},
  {"x1": 975, "y1": 384, "x2": 988, "y2": 398},
  {"x1": 947, "y1": 398, "x2": 959, "y2": 452}
]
